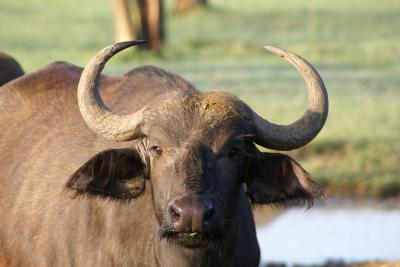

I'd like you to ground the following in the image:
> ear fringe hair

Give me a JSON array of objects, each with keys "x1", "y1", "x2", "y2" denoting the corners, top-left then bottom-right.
[{"x1": 250, "y1": 190, "x2": 328, "y2": 210}]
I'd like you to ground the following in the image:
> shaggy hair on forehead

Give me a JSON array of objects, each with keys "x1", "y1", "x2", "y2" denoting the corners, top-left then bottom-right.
[
  {"x1": 140, "y1": 91, "x2": 250, "y2": 146},
  {"x1": 196, "y1": 92, "x2": 246, "y2": 127},
  {"x1": 145, "y1": 91, "x2": 247, "y2": 129}
]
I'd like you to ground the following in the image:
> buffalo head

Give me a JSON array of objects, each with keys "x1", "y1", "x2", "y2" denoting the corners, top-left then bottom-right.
[{"x1": 66, "y1": 41, "x2": 328, "y2": 253}]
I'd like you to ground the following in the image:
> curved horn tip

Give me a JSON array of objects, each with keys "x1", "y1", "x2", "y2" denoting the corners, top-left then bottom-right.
[
  {"x1": 111, "y1": 40, "x2": 148, "y2": 52},
  {"x1": 263, "y1": 45, "x2": 287, "y2": 58}
]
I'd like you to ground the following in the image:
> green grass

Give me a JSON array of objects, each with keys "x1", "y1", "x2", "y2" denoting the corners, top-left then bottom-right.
[{"x1": 1, "y1": 0, "x2": 399, "y2": 198}]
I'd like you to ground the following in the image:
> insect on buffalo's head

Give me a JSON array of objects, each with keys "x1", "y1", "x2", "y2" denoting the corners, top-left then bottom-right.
[{"x1": 66, "y1": 41, "x2": 328, "y2": 249}]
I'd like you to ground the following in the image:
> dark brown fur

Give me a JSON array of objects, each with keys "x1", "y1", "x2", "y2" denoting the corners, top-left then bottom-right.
[{"x1": 0, "y1": 61, "x2": 324, "y2": 267}]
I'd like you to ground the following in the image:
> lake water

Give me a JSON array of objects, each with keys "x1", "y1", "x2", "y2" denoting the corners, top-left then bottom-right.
[{"x1": 256, "y1": 200, "x2": 400, "y2": 266}]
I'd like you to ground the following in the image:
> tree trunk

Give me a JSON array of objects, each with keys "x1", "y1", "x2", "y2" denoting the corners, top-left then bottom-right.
[
  {"x1": 175, "y1": 0, "x2": 207, "y2": 14},
  {"x1": 111, "y1": 0, "x2": 136, "y2": 42},
  {"x1": 112, "y1": 0, "x2": 164, "y2": 51},
  {"x1": 137, "y1": 0, "x2": 164, "y2": 52}
]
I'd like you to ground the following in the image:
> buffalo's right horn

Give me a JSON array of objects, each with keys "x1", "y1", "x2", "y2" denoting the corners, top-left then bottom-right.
[
  {"x1": 250, "y1": 46, "x2": 329, "y2": 151},
  {"x1": 77, "y1": 40, "x2": 147, "y2": 141}
]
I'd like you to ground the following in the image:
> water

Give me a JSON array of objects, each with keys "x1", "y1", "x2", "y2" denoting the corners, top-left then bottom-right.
[{"x1": 256, "y1": 201, "x2": 400, "y2": 265}]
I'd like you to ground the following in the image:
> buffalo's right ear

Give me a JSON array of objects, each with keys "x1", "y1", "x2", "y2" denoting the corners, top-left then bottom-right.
[
  {"x1": 245, "y1": 152, "x2": 326, "y2": 207},
  {"x1": 66, "y1": 149, "x2": 145, "y2": 199}
]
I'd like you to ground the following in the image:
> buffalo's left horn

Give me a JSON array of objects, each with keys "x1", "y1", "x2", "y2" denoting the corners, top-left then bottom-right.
[
  {"x1": 250, "y1": 46, "x2": 329, "y2": 150},
  {"x1": 77, "y1": 40, "x2": 147, "y2": 141}
]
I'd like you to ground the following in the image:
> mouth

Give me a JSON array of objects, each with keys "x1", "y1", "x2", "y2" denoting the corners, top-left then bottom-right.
[{"x1": 161, "y1": 231, "x2": 224, "y2": 248}]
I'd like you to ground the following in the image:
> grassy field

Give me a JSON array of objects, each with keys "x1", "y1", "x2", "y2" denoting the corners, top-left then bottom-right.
[{"x1": 1, "y1": 0, "x2": 399, "y2": 198}]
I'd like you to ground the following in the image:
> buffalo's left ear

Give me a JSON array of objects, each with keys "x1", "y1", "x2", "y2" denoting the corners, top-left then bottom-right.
[
  {"x1": 245, "y1": 152, "x2": 326, "y2": 206},
  {"x1": 66, "y1": 149, "x2": 145, "y2": 199}
]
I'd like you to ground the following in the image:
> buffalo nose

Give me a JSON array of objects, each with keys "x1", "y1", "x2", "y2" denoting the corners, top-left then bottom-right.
[{"x1": 168, "y1": 196, "x2": 215, "y2": 232}]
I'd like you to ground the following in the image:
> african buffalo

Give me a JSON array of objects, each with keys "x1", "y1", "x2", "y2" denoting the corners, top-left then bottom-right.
[
  {"x1": 0, "y1": 40, "x2": 328, "y2": 267},
  {"x1": 0, "y1": 52, "x2": 24, "y2": 86}
]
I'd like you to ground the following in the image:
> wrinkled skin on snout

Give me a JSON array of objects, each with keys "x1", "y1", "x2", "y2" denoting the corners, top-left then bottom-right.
[{"x1": 0, "y1": 41, "x2": 328, "y2": 267}]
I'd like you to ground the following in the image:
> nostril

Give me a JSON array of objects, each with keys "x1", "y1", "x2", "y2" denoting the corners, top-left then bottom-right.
[
  {"x1": 203, "y1": 206, "x2": 215, "y2": 222},
  {"x1": 169, "y1": 205, "x2": 181, "y2": 220}
]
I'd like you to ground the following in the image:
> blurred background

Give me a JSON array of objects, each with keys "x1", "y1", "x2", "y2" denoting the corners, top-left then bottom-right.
[{"x1": 1, "y1": 0, "x2": 399, "y2": 266}]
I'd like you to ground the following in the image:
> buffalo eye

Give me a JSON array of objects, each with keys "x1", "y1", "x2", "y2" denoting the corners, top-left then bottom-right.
[
  {"x1": 226, "y1": 147, "x2": 241, "y2": 160},
  {"x1": 150, "y1": 146, "x2": 163, "y2": 157}
]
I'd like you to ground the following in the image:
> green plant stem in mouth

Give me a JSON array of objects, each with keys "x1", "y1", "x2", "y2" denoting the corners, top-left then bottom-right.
[{"x1": 189, "y1": 232, "x2": 199, "y2": 237}]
